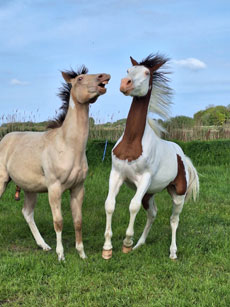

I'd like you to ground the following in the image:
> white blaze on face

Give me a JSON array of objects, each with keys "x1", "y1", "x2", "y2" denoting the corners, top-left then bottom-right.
[{"x1": 127, "y1": 66, "x2": 151, "y2": 97}]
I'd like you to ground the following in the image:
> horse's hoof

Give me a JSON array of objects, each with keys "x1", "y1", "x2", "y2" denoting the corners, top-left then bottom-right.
[
  {"x1": 122, "y1": 245, "x2": 132, "y2": 254},
  {"x1": 102, "y1": 249, "x2": 112, "y2": 260},
  {"x1": 42, "y1": 244, "x2": 52, "y2": 251},
  {"x1": 58, "y1": 254, "x2": 65, "y2": 262},
  {"x1": 80, "y1": 254, "x2": 87, "y2": 260},
  {"x1": 169, "y1": 255, "x2": 177, "y2": 261}
]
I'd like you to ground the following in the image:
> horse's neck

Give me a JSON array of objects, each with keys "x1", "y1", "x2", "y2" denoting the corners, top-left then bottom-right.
[
  {"x1": 113, "y1": 91, "x2": 151, "y2": 162},
  {"x1": 61, "y1": 96, "x2": 89, "y2": 150},
  {"x1": 124, "y1": 95, "x2": 150, "y2": 142}
]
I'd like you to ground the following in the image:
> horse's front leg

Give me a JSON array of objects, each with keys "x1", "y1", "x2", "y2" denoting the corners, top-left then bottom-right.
[
  {"x1": 123, "y1": 173, "x2": 151, "y2": 253},
  {"x1": 102, "y1": 169, "x2": 124, "y2": 260},
  {"x1": 70, "y1": 184, "x2": 87, "y2": 259},
  {"x1": 48, "y1": 183, "x2": 65, "y2": 261}
]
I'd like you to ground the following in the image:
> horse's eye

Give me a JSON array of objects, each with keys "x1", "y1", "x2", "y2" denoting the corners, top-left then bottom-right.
[
  {"x1": 78, "y1": 77, "x2": 83, "y2": 81},
  {"x1": 145, "y1": 71, "x2": 150, "y2": 76}
]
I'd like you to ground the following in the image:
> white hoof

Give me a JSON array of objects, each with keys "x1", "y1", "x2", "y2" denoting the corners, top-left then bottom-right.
[
  {"x1": 76, "y1": 243, "x2": 87, "y2": 259},
  {"x1": 41, "y1": 243, "x2": 52, "y2": 251},
  {"x1": 79, "y1": 252, "x2": 87, "y2": 259},
  {"x1": 169, "y1": 253, "x2": 177, "y2": 260},
  {"x1": 58, "y1": 254, "x2": 65, "y2": 262}
]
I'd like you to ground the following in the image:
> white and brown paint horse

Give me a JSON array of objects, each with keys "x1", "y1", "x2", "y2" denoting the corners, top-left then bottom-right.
[
  {"x1": 102, "y1": 54, "x2": 199, "y2": 260},
  {"x1": 0, "y1": 66, "x2": 110, "y2": 261}
]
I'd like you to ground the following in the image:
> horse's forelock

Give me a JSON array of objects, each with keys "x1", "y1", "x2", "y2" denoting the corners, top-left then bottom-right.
[
  {"x1": 63, "y1": 65, "x2": 89, "y2": 80},
  {"x1": 139, "y1": 53, "x2": 169, "y2": 70}
]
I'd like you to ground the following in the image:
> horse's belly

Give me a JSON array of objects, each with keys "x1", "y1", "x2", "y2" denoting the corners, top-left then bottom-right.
[
  {"x1": 7, "y1": 160, "x2": 47, "y2": 192},
  {"x1": 10, "y1": 171, "x2": 47, "y2": 193},
  {"x1": 148, "y1": 166, "x2": 177, "y2": 193},
  {"x1": 113, "y1": 153, "x2": 177, "y2": 194}
]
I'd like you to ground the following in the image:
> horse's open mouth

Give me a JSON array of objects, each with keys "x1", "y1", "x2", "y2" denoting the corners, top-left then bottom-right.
[{"x1": 98, "y1": 80, "x2": 110, "y2": 94}]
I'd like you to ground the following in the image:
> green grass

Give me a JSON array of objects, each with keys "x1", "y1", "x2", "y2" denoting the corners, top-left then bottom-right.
[{"x1": 0, "y1": 162, "x2": 230, "y2": 306}]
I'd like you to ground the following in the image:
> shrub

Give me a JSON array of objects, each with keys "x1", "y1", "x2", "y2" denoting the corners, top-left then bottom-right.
[{"x1": 87, "y1": 139, "x2": 230, "y2": 167}]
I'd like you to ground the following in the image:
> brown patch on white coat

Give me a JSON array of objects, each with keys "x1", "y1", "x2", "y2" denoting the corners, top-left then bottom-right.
[{"x1": 168, "y1": 155, "x2": 187, "y2": 196}]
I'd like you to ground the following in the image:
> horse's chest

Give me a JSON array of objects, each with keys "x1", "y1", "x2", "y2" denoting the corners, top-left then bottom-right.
[
  {"x1": 52, "y1": 153, "x2": 88, "y2": 189},
  {"x1": 62, "y1": 164, "x2": 88, "y2": 188},
  {"x1": 113, "y1": 140, "x2": 142, "y2": 162},
  {"x1": 112, "y1": 153, "x2": 147, "y2": 183}
]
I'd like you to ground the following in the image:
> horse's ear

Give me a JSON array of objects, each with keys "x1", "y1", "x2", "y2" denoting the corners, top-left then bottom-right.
[
  {"x1": 149, "y1": 60, "x2": 166, "y2": 73},
  {"x1": 61, "y1": 71, "x2": 72, "y2": 83},
  {"x1": 130, "y1": 56, "x2": 138, "y2": 66}
]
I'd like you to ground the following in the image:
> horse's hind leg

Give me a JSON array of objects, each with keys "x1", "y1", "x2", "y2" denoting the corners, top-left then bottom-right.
[
  {"x1": 22, "y1": 192, "x2": 51, "y2": 251},
  {"x1": 169, "y1": 192, "x2": 185, "y2": 260},
  {"x1": 133, "y1": 195, "x2": 157, "y2": 250},
  {"x1": 0, "y1": 166, "x2": 10, "y2": 198}
]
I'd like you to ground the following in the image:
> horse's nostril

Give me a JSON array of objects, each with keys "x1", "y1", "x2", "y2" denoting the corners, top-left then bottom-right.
[
  {"x1": 98, "y1": 74, "x2": 103, "y2": 79},
  {"x1": 127, "y1": 80, "x2": 132, "y2": 85}
]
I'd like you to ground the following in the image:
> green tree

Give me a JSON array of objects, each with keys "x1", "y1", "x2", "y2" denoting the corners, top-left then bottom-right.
[
  {"x1": 194, "y1": 106, "x2": 230, "y2": 126},
  {"x1": 164, "y1": 116, "x2": 194, "y2": 129}
]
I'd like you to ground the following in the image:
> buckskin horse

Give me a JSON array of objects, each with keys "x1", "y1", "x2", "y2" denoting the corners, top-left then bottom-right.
[{"x1": 0, "y1": 66, "x2": 110, "y2": 261}]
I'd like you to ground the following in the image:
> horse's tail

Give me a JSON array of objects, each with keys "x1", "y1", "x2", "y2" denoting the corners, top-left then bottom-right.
[{"x1": 184, "y1": 156, "x2": 199, "y2": 202}]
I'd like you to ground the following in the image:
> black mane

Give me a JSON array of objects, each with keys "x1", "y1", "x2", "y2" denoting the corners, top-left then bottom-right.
[
  {"x1": 139, "y1": 53, "x2": 169, "y2": 69},
  {"x1": 47, "y1": 65, "x2": 88, "y2": 129},
  {"x1": 139, "y1": 53, "x2": 170, "y2": 83}
]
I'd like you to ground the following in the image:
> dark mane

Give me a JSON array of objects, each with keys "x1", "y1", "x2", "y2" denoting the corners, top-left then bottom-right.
[
  {"x1": 47, "y1": 65, "x2": 88, "y2": 129},
  {"x1": 139, "y1": 53, "x2": 169, "y2": 69},
  {"x1": 139, "y1": 53, "x2": 170, "y2": 84}
]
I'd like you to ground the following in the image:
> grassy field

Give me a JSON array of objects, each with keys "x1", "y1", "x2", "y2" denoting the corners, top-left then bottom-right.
[{"x1": 0, "y1": 144, "x2": 230, "y2": 306}]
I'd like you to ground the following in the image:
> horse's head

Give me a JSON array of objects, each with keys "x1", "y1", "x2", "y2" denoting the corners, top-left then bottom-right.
[
  {"x1": 62, "y1": 70, "x2": 111, "y2": 104},
  {"x1": 120, "y1": 54, "x2": 167, "y2": 97}
]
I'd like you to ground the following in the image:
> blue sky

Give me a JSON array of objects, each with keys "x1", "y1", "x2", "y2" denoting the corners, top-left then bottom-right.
[{"x1": 0, "y1": 0, "x2": 229, "y2": 124}]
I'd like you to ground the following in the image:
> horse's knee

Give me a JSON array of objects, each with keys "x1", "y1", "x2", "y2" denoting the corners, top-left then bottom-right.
[
  {"x1": 129, "y1": 200, "x2": 141, "y2": 214},
  {"x1": 105, "y1": 199, "x2": 115, "y2": 215},
  {"x1": 54, "y1": 220, "x2": 63, "y2": 232},
  {"x1": 74, "y1": 219, "x2": 82, "y2": 232}
]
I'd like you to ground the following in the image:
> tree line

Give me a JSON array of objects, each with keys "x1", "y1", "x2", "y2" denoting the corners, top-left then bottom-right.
[{"x1": 162, "y1": 105, "x2": 230, "y2": 129}]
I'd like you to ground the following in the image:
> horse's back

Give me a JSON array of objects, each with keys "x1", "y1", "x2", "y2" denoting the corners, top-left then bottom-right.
[{"x1": 0, "y1": 131, "x2": 45, "y2": 160}]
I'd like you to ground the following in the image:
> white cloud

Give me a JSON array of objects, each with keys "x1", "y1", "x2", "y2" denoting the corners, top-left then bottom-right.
[
  {"x1": 10, "y1": 78, "x2": 29, "y2": 86},
  {"x1": 173, "y1": 58, "x2": 207, "y2": 70}
]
